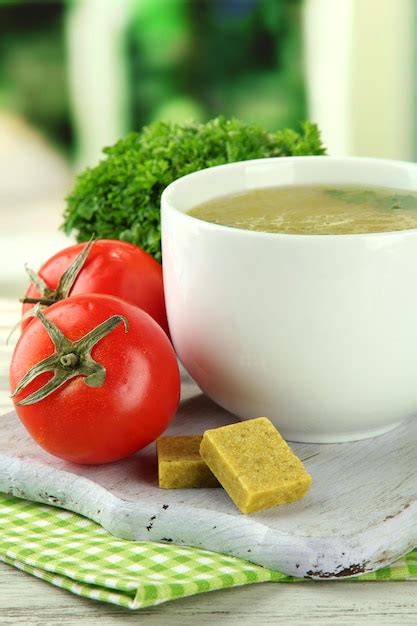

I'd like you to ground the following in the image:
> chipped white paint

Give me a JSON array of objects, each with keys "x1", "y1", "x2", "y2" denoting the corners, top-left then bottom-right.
[{"x1": 1, "y1": 374, "x2": 417, "y2": 580}]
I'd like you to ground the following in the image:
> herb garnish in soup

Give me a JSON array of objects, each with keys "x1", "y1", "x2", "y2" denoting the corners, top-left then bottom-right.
[{"x1": 188, "y1": 185, "x2": 417, "y2": 235}]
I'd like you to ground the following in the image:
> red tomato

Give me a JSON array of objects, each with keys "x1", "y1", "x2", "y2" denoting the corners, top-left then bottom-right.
[
  {"x1": 11, "y1": 294, "x2": 180, "y2": 464},
  {"x1": 22, "y1": 240, "x2": 169, "y2": 335}
]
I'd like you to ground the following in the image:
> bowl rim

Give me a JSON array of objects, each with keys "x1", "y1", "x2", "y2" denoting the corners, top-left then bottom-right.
[{"x1": 161, "y1": 155, "x2": 417, "y2": 241}]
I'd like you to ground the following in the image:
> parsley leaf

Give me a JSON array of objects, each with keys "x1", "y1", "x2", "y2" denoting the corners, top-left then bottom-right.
[{"x1": 63, "y1": 117, "x2": 326, "y2": 261}]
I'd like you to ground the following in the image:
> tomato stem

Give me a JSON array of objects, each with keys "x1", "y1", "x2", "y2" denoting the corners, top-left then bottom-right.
[
  {"x1": 12, "y1": 304, "x2": 128, "y2": 406},
  {"x1": 21, "y1": 237, "x2": 96, "y2": 309},
  {"x1": 60, "y1": 353, "x2": 79, "y2": 368},
  {"x1": 20, "y1": 297, "x2": 56, "y2": 306}
]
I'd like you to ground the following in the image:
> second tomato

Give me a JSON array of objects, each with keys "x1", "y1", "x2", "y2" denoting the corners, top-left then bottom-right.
[{"x1": 22, "y1": 240, "x2": 169, "y2": 335}]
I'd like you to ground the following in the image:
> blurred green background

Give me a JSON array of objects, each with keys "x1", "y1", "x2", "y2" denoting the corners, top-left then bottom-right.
[{"x1": 0, "y1": 0, "x2": 306, "y2": 160}]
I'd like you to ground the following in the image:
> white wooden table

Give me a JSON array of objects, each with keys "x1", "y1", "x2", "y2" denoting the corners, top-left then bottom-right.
[{"x1": 1, "y1": 298, "x2": 417, "y2": 625}]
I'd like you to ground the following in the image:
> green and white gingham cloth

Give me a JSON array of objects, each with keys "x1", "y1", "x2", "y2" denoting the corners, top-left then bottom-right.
[{"x1": 0, "y1": 495, "x2": 417, "y2": 609}]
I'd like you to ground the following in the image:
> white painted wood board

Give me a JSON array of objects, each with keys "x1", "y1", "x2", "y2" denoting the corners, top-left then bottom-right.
[{"x1": 1, "y1": 375, "x2": 417, "y2": 580}]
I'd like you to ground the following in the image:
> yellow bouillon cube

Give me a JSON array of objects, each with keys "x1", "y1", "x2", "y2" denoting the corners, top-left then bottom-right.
[
  {"x1": 200, "y1": 418, "x2": 312, "y2": 514},
  {"x1": 157, "y1": 435, "x2": 220, "y2": 489}
]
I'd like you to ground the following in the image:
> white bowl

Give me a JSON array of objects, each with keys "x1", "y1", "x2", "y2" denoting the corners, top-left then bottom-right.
[{"x1": 161, "y1": 156, "x2": 417, "y2": 442}]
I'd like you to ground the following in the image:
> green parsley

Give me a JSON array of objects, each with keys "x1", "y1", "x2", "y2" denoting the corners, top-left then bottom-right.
[
  {"x1": 63, "y1": 117, "x2": 326, "y2": 261},
  {"x1": 325, "y1": 188, "x2": 417, "y2": 212}
]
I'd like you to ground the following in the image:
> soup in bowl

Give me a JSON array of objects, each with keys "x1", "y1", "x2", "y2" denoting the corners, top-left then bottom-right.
[{"x1": 161, "y1": 157, "x2": 417, "y2": 443}]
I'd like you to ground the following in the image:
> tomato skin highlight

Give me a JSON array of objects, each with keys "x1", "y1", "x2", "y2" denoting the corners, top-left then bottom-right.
[
  {"x1": 11, "y1": 294, "x2": 180, "y2": 464},
  {"x1": 22, "y1": 240, "x2": 169, "y2": 335}
]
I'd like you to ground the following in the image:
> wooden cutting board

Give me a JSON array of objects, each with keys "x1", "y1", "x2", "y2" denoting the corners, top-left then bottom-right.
[{"x1": 1, "y1": 374, "x2": 417, "y2": 580}]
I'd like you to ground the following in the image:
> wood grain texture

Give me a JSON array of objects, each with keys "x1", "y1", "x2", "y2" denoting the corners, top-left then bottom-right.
[
  {"x1": 1, "y1": 562, "x2": 417, "y2": 626},
  {"x1": 1, "y1": 374, "x2": 417, "y2": 579}
]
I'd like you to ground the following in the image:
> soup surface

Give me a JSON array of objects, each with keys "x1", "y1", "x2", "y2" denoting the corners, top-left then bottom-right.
[{"x1": 188, "y1": 185, "x2": 417, "y2": 235}]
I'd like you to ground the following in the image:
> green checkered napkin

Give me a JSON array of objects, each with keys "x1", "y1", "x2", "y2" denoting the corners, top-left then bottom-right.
[{"x1": 0, "y1": 494, "x2": 416, "y2": 609}]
